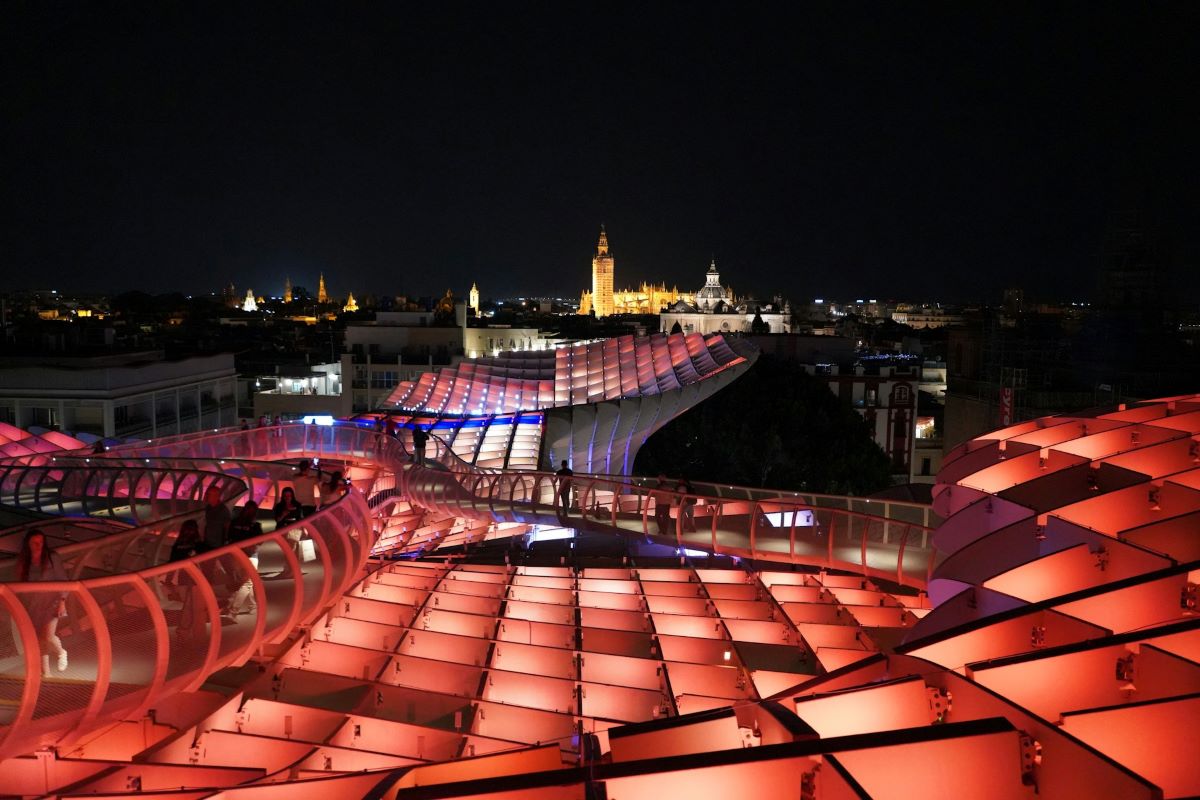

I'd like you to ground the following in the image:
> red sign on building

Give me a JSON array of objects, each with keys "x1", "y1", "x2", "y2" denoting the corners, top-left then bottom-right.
[{"x1": 999, "y1": 387, "x2": 1013, "y2": 426}]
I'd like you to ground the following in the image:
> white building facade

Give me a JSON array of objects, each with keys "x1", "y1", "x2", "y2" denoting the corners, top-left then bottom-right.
[{"x1": 659, "y1": 261, "x2": 791, "y2": 335}]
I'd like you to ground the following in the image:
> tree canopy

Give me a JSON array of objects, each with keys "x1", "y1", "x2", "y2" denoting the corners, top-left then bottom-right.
[{"x1": 634, "y1": 353, "x2": 893, "y2": 495}]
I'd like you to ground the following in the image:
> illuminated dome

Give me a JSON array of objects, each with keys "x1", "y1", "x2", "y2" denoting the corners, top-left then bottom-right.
[{"x1": 694, "y1": 259, "x2": 732, "y2": 311}]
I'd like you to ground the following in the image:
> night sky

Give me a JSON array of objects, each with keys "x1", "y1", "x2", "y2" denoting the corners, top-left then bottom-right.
[{"x1": 4, "y1": 3, "x2": 1198, "y2": 303}]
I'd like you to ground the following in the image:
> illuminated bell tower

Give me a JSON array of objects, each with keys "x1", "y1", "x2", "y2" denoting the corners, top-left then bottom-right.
[
  {"x1": 591, "y1": 225, "x2": 615, "y2": 317},
  {"x1": 469, "y1": 282, "x2": 480, "y2": 316},
  {"x1": 317, "y1": 273, "x2": 328, "y2": 304},
  {"x1": 283, "y1": 276, "x2": 293, "y2": 303}
]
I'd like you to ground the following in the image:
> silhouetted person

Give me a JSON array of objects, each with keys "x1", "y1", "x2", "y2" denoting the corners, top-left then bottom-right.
[
  {"x1": 202, "y1": 484, "x2": 231, "y2": 549},
  {"x1": 556, "y1": 460, "x2": 574, "y2": 517},
  {"x1": 676, "y1": 478, "x2": 697, "y2": 532},
  {"x1": 411, "y1": 424, "x2": 429, "y2": 466},
  {"x1": 653, "y1": 474, "x2": 673, "y2": 536}
]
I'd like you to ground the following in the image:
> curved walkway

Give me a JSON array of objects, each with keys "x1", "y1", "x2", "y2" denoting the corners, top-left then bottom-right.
[{"x1": 0, "y1": 420, "x2": 932, "y2": 762}]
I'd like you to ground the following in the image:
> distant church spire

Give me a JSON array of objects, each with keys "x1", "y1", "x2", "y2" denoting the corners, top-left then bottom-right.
[
  {"x1": 283, "y1": 276, "x2": 293, "y2": 303},
  {"x1": 317, "y1": 273, "x2": 328, "y2": 304}
]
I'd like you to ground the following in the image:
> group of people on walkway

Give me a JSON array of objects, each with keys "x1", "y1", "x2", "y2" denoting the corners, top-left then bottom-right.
[
  {"x1": 373, "y1": 416, "x2": 430, "y2": 466},
  {"x1": 166, "y1": 460, "x2": 350, "y2": 640},
  {"x1": 241, "y1": 414, "x2": 284, "y2": 431},
  {"x1": 653, "y1": 475, "x2": 697, "y2": 535},
  {"x1": 553, "y1": 462, "x2": 698, "y2": 536}
]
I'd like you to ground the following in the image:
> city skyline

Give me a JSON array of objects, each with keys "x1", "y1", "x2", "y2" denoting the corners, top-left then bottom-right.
[{"x1": 4, "y1": 5, "x2": 1198, "y2": 302}]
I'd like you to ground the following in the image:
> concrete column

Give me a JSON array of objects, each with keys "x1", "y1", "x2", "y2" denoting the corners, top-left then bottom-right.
[{"x1": 103, "y1": 403, "x2": 115, "y2": 439}]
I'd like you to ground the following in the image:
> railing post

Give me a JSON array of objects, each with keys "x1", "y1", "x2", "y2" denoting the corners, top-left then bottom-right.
[
  {"x1": 675, "y1": 490, "x2": 683, "y2": 548},
  {"x1": 861, "y1": 515, "x2": 868, "y2": 577},
  {"x1": 789, "y1": 505, "x2": 796, "y2": 560},
  {"x1": 711, "y1": 501, "x2": 719, "y2": 554},
  {"x1": 826, "y1": 512, "x2": 835, "y2": 567},
  {"x1": 749, "y1": 502, "x2": 757, "y2": 559}
]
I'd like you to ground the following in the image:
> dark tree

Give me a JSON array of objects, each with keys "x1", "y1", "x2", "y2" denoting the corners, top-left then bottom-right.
[{"x1": 634, "y1": 354, "x2": 893, "y2": 495}]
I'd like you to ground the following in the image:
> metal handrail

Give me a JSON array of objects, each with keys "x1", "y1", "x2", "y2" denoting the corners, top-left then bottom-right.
[{"x1": 398, "y1": 432, "x2": 936, "y2": 588}]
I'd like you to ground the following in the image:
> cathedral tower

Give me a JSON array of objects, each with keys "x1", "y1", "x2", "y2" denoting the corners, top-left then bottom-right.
[
  {"x1": 317, "y1": 273, "x2": 328, "y2": 304},
  {"x1": 469, "y1": 282, "x2": 480, "y2": 316},
  {"x1": 591, "y1": 225, "x2": 615, "y2": 317},
  {"x1": 283, "y1": 276, "x2": 293, "y2": 303}
]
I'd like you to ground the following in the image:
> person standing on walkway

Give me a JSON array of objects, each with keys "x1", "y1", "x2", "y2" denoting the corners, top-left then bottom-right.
[
  {"x1": 202, "y1": 484, "x2": 231, "y2": 549},
  {"x1": 556, "y1": 460, "x2": 574, "y2": 518},
  {"x1": 17, "y1": 529, "x2": 70, "y2": 676},
  {"x1": 411, "y1": 424, "x2": 429, "y2": 466},
  {"x1": 292, "y1": 460, "x2": 319, "y2": 517},
  {"x1": 167, "y1": 519, "x2": 208, "y2": 641},
  {"x1": 225, "y1": 502, "x2": 263, "y2": 617}
]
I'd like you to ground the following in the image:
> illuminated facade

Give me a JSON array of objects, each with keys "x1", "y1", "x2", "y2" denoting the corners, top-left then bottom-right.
[
  {"x1": 583, "y1": 282, "x2": 697, "y2": 316},
  {"x1": 343, "y1": 291, "x2": 358, "y2": 313},
  {"x1": 469, "y1": 281, "x2": 480, "y2": 316},
  {"x1": 0, "y1": 356, "x2": 1196, "y2": 798},
  {"x1": 241, "y1": 289, "x2": 257, "y2": 312},
  {"x1": 284, "y1": 275, "x2": 293, "y2": 303}
]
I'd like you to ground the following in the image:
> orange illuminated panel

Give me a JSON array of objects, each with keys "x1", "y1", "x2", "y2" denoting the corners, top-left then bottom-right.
[
  {"x1": 790, "y1": 677, "x2": 930, "y2": 737},
  {"x1": 1053, "y1": 424, "x2": 1181, "y2": 460},
  {"x1": 832, "y1": 729, "x2": 1029, "y2": 799},
  {"x1": 1052, "y1": 481, "x2": 1200, "y2": 537},
  {"x1": 1061, "y1": 696, "x2": 1200, "y2": 798},
  {"x1": 959, "y1": 449, "x2": 1089, "y2": 494}
]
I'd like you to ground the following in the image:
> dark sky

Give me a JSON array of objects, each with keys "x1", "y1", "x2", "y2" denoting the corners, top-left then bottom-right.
[{"x1": 4, "y1": 3, "x2": 1198, "y2": 303}]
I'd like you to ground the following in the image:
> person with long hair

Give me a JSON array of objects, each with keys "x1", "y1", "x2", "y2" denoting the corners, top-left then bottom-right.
[
  {"x1": 319, "y1": 470, "x2": 348, "y2": 508},
  {"x1": 274, "y1": 486, "x2": 305, "y2": 559},
  {"x1": 17, "y1": 529, "x2": 70, "y2": 676},
  {"x1": 273, "y1": 487, "x2": 303, "y2": 526}
]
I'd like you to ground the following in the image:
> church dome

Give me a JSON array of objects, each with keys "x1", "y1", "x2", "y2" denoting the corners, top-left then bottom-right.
[{"x1": 695, "y1": 259, "x2": 731, "y2": 310}]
